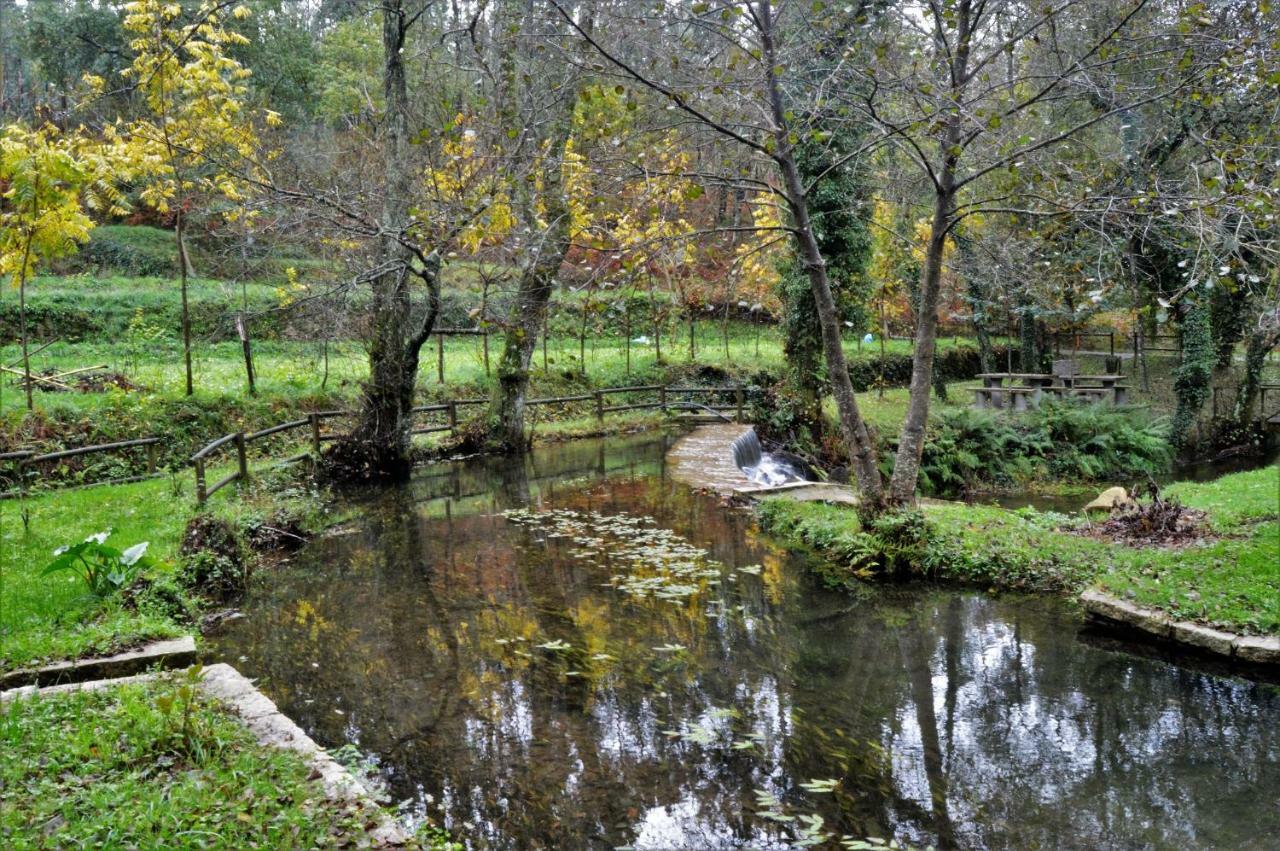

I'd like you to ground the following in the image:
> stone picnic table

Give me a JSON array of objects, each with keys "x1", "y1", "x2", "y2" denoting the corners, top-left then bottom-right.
[{"x1": 973, "y1": 372, "x2": 1129, "y2": 409}]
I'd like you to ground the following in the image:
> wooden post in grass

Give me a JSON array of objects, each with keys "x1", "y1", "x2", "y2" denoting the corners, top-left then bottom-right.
[
  {"x1": 194, "y1": 457, "x2": 207, "y2": 505},
  {"x1": 659, "y1": 385, "x2": 667, "y2": 413},
  {"x1": 236, "y1": 313, "x2": 256, "y2": 395},
  {"x1": 146, "y1": 442, "x2": 158, "y2": 476},
  {"x1": 735, "y1": 387, "x2": 744, "y2": 422},
  {"x1": 235, "y1": 432, "x2": 248, "y2": 484},
  {"x1": 448, "y1": 400, "x2": 458, "y2": 431},
  {"x1": 309, "y1": 413, "x2": 321, "y2": 455},
  {"x1": 437, "y1": 334, "x2": 445, "y2": 383},
  {"x1": 595, "y1": 390, "x2": 605, "y2": 424}
]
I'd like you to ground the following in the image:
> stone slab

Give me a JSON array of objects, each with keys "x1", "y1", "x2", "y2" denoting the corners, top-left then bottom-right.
[
  {"x1": 1082, "y1": 589, "x2": 1280, "y2": 669},
  {"x1": 1171, "y1": 621, "x2": 1237, "y2": 657},
  {"x1": 736, "y1": 482, "x2": 861, "y2": 505},
  {"x1": 1080, "y1": 590, "x2": 1173, "y2": 638},
  {"x1": 199, "y1": 664, "x2": 410, "y2": 845},
  {"x1": 0, "y1": 636, "x2": 197, "y2": 690},
  {"x1": 2, "y1": 671, "x2": 159, "y2": 705},
  {"x1": 1234, "y1": 634, "x2": 1280, "y2": 665}
]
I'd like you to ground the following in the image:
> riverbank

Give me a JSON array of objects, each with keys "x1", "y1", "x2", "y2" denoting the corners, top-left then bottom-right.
[{"x1": 756, "y1": 466, "x2": 1279, "y2": 643}]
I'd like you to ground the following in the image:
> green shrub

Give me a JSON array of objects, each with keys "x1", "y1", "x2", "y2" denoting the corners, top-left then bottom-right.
[
  {"x1": 846, "y1": 345, "x2": 1022, "y2": 391},
  {"x1": 74, "y1": 225, "x2": 178, "y2": 277},
  {"x1": 884, "y1": 401, "x2": 1172, "y2": 498},
  {"x1": 1029, "y1": 403, "x2": 1172, "y2": 480}
]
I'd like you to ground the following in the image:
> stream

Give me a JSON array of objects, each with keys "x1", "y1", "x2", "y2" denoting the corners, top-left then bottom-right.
[{"x1": 210, "y1": 433, "x2": 1280, "y2": 850}]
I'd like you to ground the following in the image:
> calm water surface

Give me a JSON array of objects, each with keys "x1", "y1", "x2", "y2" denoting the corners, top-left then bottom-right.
[{"x1": 211, "y1": 434, "x2": 1280, "y2": 850}]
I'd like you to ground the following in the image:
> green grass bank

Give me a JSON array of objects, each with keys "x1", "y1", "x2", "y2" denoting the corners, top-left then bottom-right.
[{"x1": 757, "y1": 466, "x2": 1280, "y2": 636}]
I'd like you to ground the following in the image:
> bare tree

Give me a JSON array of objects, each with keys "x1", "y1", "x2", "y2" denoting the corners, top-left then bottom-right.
[
  {"x1": 326, "y1": 0, "x2": 443, "y2": 478},
  {"x1": 844, "y1": 0, "x2": 1183, "y2": 502}
]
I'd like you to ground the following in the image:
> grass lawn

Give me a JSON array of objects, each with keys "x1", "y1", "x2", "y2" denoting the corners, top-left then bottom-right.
[
  {"x1": 1, "y1": 477, "x2": 193, "y2": 672},
  {"x1": 0, "y1": 465, "x2": 336, "y2": 673},
  {"x1": 0, "y1": 675, "x2": 437, "y2": 848},
  {"x1": 758, "y1": 465, "x2": 1280, "y2": 636},
  {"x1": 2, "y1": 271, "x2": 1006, "y2": 420},
  {"x1": 1093, "y1": 466, "x2": 1280, "y2": 633}
]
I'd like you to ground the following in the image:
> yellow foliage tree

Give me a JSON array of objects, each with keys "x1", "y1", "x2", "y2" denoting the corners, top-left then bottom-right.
[
  {"x1": 1, "y1": 124, "x2": 139, "y2": 409},
  {"x1": 111, "y1": 0, "x2": 273, "y2": 396}
]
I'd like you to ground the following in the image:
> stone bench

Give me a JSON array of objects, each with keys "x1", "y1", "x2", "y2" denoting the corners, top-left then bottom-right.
[{"x1": 973, "y1": 386, "x2": 1041, "y2": 411}]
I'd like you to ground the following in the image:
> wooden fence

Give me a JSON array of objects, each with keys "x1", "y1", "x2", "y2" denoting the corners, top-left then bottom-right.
[
  {"x1": 184, "y1": 384, "x2": 744, "y2": 504},
  {"x1": 1050, "y1": 331, "x2": 1184, "y2": 359},
  {"x1": 1, "y1": 438, "x2": 163, "y2": 499}
]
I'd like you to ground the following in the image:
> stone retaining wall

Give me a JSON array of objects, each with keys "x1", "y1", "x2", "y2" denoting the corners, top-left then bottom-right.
[{"x1": 1080, "y1": 589, "x2": 1280, "y2": 666}]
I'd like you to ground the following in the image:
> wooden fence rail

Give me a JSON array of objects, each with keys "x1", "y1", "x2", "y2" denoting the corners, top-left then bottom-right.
[
  {"x1": 2, "y1": 384, "x2": 746, "y2": 504},
  {"x1": 183, "y1": 384, "x2": 743, "y2": 503},
  {"x1": 1, "y1": 437, "x2": 163, "y2": 499}
]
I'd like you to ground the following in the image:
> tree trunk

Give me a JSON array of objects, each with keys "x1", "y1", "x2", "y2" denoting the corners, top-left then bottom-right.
[
  {"x1": 889, "y1": 182, "x2": 955, "y2": 503},
  {"x1": 759, "y1": 0, "x2": 882, "y2": 505},
  {"x1": 492, "y1": 255, "x2": 565, "y2": 451},
  {"x1": 963, "y1": 250, "x2": 996, "y2": 374},
  {"x1": 329, "y1": 0, "x2": 440, "y2": 480},
  {"x1": 487, "y1": 0, "x2": 577, "y2": 452},
  {"x1": 176, "y1": 210, "x2": 194, "y2": 396},
  {"x1": 236, "y1": 313, "x2": 256, "y2": 395},
  {"x1": 1232, "y1": 318, "x2": 1279, "y2": 426},
  {"x1": 17, "y1": 223, "x2": 35, "y2": 411}
]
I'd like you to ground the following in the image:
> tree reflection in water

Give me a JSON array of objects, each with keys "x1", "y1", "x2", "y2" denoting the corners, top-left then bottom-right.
[{"x1": 213, "y1": 434, "x2": 1280, "y2": 850}]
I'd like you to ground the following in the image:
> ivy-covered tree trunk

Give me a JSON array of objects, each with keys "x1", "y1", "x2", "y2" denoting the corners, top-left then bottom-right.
[
  {"x1": 1018, "y1": 305, "x2": 1037, "y2": 372},
  {"x1": 777, "y1": 124, "x2": 873, "y2": 438},
  {"x1": 759, "y1": 2, "x2": 883, "y2": 506},
  {"x1": 1171, "y1": 297, "x2": 1214, "y2": 452},
  {"x1": 1231, "y1": 277, "x2": 1280, "y2": 427},
  {"x1": 955, "y1": 230, "x2": 995, "y2": 374}
]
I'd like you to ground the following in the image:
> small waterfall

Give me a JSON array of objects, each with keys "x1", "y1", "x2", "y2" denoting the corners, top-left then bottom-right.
[{"x1": 731, "y1": 428, "x2": 810, "y2": 486}]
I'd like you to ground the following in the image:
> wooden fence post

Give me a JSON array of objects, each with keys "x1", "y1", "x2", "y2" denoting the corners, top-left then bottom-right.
[
  {"x1": 659, "y1": 386, "x2": 667, "y2": 412},
  {"x1": 194, "y1": 458, "x2": 207, "y2": 505},
  {"x1": 448, "y1": 400, "x2": 458, "y2": 431},
  {"x1": 735, "y1": 387, "x2": 745, "y2": 422},
  {"x1": 595, "y1": 391, "x2": 605, "y2": 423},
  {"x1": 235, "y1": 432, "x2": 248, "y2": 484},
  {"x1": 310, "y1": 413, "x2": 321, "y2": 455},
  {"x1": 17, "y1": 459, "x2": 29, "y2": 505},
  {"x1": 146, "y1": 442, "x2": 158, "y2": 476},
  {"x1": 437, "y1": 334, "x2": 445, "y2": 383}
]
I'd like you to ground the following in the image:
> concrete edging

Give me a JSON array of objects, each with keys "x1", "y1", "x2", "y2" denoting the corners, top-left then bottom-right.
[
  {"x1": 1080, "y1": 589, "x2": 1280, "y2": 666},
  {"x1": 0, "y1": 636, "x2": 198, "y2": 690}
]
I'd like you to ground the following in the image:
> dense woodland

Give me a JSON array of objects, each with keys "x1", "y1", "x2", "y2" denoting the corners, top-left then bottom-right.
[{"x1": 3, "y1": 0, "x2": 1279, "y2": 500}]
